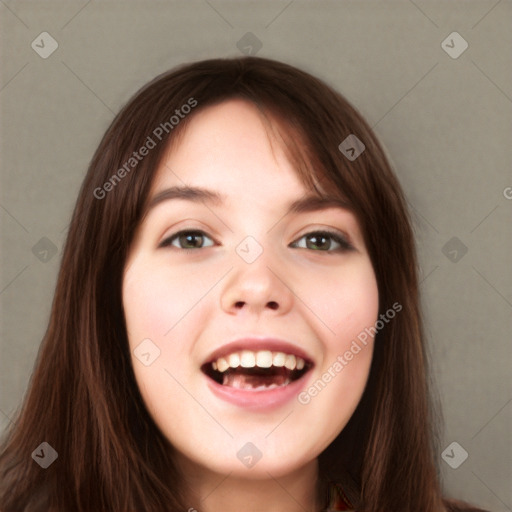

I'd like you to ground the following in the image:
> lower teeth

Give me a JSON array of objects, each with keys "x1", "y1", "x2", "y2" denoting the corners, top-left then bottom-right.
[
  {"x1": 247, "y1": 382, "x2": 290, "y2": 391},
  {"x1": 222, "y1": 373, "x2": 291, "y2": 390}
]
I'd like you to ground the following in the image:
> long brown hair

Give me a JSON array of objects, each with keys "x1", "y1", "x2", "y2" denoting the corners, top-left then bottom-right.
[{"x1": 0, "y1": 56, "x2": 488, "y2": 512}]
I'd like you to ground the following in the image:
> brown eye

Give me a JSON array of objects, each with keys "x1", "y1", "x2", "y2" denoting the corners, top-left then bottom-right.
[
  {"x1": 290, "y1": 230, "x2": 354, "y2": 253},
  {"x1": 159, "y1": 230, "x2": 214, "y2": 250}
]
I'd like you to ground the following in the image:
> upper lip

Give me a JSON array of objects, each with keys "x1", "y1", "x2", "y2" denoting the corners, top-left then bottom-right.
[{"x1": 202, "y1": 337, "x2": 315, "y2": 366}]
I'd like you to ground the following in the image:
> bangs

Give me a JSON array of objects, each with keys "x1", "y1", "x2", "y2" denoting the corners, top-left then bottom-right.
[{"x1": 250, "y1": 100, "x2": 357, "y2": 211}]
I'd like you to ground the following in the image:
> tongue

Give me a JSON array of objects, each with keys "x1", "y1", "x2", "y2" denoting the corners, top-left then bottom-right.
[{"x1": 222, "y1": 367, "x2": 291, "y2": 389}]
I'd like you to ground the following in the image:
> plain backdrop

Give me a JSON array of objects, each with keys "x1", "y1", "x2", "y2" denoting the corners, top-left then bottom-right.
[{"x1": 1, "y1": 2, "x2": 511, "y2": 511}]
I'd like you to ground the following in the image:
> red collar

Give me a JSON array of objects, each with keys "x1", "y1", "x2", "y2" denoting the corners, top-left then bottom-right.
[{"x1": 325, "y1": 481, "x2": 355, "y2": 511}]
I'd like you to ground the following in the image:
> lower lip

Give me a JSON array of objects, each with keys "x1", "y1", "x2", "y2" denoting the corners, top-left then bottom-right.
[{"x1": 204, "y1": 370, "x2": 313, "y2": 411}]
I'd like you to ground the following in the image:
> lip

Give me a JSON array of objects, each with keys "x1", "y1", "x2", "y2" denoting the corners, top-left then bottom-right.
[
  {"x1": 204, "y1": 366, "x2": 314, "y2": 411},
  {"x1": 202, "y1": 337, "x2": 315, "y2": 365}
]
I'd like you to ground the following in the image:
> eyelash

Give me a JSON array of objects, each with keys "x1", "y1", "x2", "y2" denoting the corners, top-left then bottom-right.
[{"x1": 158, "y1": 229, "x2": 354, "y2": 253}]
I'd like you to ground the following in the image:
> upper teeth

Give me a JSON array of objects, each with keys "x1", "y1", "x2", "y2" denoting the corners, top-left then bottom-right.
[{"x1": 212, "y1": 350, "x2": 306, "y2": 373}]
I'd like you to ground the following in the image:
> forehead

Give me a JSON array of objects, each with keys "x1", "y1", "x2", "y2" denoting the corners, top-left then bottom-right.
[
  {"x1": 118, "y1": 104, "x2": 371, "y2": 269},
  {"x1": 139, "y1": 99, "x2": 363, "y2": 241},
  {"x1": 141, "y1": 105, "x2": 361, "y2": 238},
  {"x1": 150, "y1": 98, "x2": 312, "y2": 199}
]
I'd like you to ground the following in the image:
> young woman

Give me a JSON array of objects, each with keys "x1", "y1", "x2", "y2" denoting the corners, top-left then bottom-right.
[{"x1": 0, "y1": 56, "x2": 489, "y2": 512}]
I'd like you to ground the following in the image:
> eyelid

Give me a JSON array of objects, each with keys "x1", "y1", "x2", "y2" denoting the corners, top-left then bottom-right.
[
  {"x1": 158, "y1": 229, "x2": 216, "y2": 250},
  {"x1": 291, "y1": 228, "x2": 354, "y2": 252}
]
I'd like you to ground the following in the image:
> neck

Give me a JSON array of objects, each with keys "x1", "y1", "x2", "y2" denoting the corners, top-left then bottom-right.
[{"x1": 178, "y1": 457, "x2": 325, "y2": 512}]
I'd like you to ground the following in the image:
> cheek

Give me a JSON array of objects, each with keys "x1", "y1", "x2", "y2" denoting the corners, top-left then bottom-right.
[
  {"x1": 122, "y1": 260, "x2": 189, "y2": 401},
  {"x1": 305, "y1": 260, "x2": 379, "y2": 344},
  {"x1": 122, "y1": 259, "x2": 204, "y2": 416},
  {"x1": 123, "y1": 275, "x2": 170, "y2": 340},
  {"x1": 122, "y1": 257, "x2": 206, "y2": 343},
  {"x1": 301, "y1": 260, "x2": 378, "y2": 416},
  {"x1": 296, "y1": 263, "x2": 378, "y2": 446}
]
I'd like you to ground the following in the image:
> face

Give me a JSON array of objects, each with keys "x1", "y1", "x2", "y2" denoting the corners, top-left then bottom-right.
[{"x1": 122, "y1": 99, "x2": 379, "y2": 479}]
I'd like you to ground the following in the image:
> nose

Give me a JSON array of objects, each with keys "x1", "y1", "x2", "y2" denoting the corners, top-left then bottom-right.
[{"x1": 220, "y1": 253, "x2": 294, "y2": 317}]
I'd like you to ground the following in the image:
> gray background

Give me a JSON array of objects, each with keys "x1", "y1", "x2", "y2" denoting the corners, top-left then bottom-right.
[{"x1": 1, "y1": 1, "x2": 511, "y2": 510}]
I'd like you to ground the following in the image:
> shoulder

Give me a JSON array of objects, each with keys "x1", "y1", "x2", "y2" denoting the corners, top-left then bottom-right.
[{"x1": 442, "y1": 497, "x2": 491, "y2": 512}]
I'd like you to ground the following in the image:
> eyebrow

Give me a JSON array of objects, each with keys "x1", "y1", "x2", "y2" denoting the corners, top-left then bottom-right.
[{"x1": 143, "y1": 185, "x2": 353, "y2": 217}]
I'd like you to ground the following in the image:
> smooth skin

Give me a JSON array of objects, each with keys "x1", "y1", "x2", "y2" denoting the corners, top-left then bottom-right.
[{"x1": 122, "y1": 99, "x2": 379, "y2": 512}]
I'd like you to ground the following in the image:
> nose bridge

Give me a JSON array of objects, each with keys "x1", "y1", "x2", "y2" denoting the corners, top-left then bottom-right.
[{"x1": 220, "y1": 234, "x2": 293, "y2": 315}]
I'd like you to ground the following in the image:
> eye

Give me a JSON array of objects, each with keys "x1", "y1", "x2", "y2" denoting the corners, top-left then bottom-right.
[
  {"x1": 159, "y1": 230, "x2": 214, "y2": 250},
  {"x1": 159, "y1": 228, "x2": 354, "y2": 253},
  {"x1": 290, "y1": 230, "x2": 354, "y2": 253}
]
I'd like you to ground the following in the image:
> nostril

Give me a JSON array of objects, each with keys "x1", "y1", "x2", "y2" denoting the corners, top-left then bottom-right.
[{"x1": 232, "y1": 301, "x2": 278, "y2": 310}]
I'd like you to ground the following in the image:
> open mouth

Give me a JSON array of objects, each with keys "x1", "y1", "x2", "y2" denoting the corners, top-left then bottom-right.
[{"x1": 201, "y1": 350, "x2": 314, "y2": 391}]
